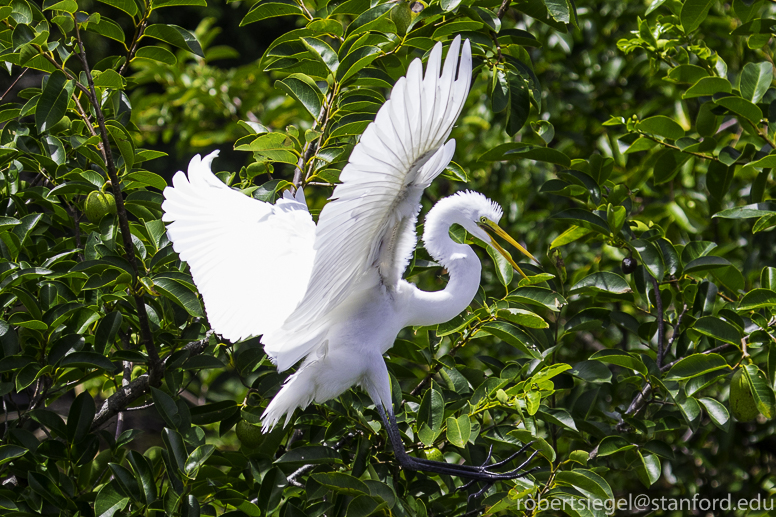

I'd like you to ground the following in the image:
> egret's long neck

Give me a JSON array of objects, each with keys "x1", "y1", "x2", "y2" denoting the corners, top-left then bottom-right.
[{"x1": 403, "y1": 200, "x2": 481, "y2": 327}]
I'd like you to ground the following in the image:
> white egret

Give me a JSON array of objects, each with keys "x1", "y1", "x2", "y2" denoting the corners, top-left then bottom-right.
[{"x1": 162, "y1": 36, "x2": 539, "y2": 483}]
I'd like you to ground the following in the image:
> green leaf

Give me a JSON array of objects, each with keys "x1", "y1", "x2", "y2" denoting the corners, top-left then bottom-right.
[
  {"x1": 36, "y1": 71, "x2": 72, "y2": 133},
  {"x1": 570, "y1": 272, "x2": 632, "y2": 294},
  {"x1": 631, "y1": 239, "x2": 665, "y2": 280},
  {"x1": 95, "y1": 481, "x2": 129, "y2": 517},
  {"x1": 683, "y1": 77, "x2": 732, "y2": 98},
  {"x1": 162, "y1": 428, "x2": 188, "y2": 473},
  {"x1": 754, "y1": 213, "x2": 776, "y2": 233},
  {"x1": 653, "y1": 148, "x2": 691, "y2": 184},
  {"x1": 0, "y1": 444, "x2": 26, "y2": 465},
  {"x1": 184, "y1": 444, "x2": 215, "y2": 477},
  {"x1": 312, "y1": 472, "x2": 369, "y2": 496},
  {"x1": 61, "y1": 351, "x2": 118, "y2": 372},
  {"x1": 681, "y1": 0, "x2": 715, "y2": 32},
  {"x1": 555, "y1": 469, "x2": 613, "y2": 501},
  {"x1": 697, "y1": 102, "x2": 720, "y2": 136},
  {"x1": 241, "y1": 0, "x2": 302, "y2": 25},
  {"x1": 743, "y1": 364, "x2": 776, "y2": 418},
  {"x1": 666, "y1": 64, "x2": 710, "y2": 84},
  {"x1": 550, "y1": 225, "x2": 591, "y2": 248},
  {"x1": 497, "y1": 308, "x2": 548, "y2": 329},
  {"x1": 552, "y1": 209, "x2": 610, "y2": 235},
  {"x1": 336, "y1": 45, "x2": 381, "y2": 83},
  {"x1": 684, "y1": 256, "x2": 732, "y2": 274},
  {"x1": 707, "y1": 160, "x2": 734, "y2": 201},
  {"x1": 507, "y1": 72, "x2": 531, "y2": 136},
  {"x1": 714, "y1": 96, "x2": 763, "y2": 125},
  {"x1": 446, "y1": 415, "x2": 471, "y2": 448},
  {"x1": 569, "y1": 360, "x2": 612, "y2": 383},
  {"x1": 152, "y1": 0, "x2": 206, "y2": 7},
  {"x1": 127, "y1": 451, "x2": 157, "y2": 505},
  {"x1": 152, "y1": 387, "x2": 185, "y2": 429},
  {"x1": 740, "y1": 62, "x2": 773, "y2": 103},
  {"x1": 134, "y1": 45, "x2": 177, "y2": 65},
  {"x1": 693, "y1": 317, "x2": 742, "y2": 345},
  {"x1": 479, "y1": 321, "x2": 541, "y2": 358},
  {"x1": 699, "y1": 397, "x2": 730, "y2": 430},
  {"x1": 537, "y1": 407, "x2": 578, "y2": 432},
  {"x1": 275, "y1": 74, "x2": 324, "y2": 117},
  {"x1": 43, "y1": 0, "x2": 77, "y2": 12},
  {"x1": 590, "y1": 349, "x2": 648, "y2": 375},
  {"x1": 418, "y1": 387, "x2": 445, "y2": 430},
  {"x1": 506, "y1": 287, "x2": 567, "y2": 312},
  {"x1": 301, "y1": 37, "x2": 339, "y2": 72},
  {"x1": 152, "y1": 277, "x2": 204, "y2": 317},
  {"x1": 731, "y1": 18, "x2": 776, "y2": 36},
  {"x1": 636, "y1": 115, "x2": 685, "y2": 140},
  {"x1": 143, "y1": 24, "x2": 204, "y2": 57},
  {"x1": 442, "y1": 161, "x2": 467, "y2": 182},
  {"x1": 108, "y1": 463, "x2": 142, "y2": 503},
  {"x1": 714, "y1": 202, "x2": 776, "y2": 218},
  {"x1": 275, "y1": 445, "x2": 342, "y2": 466},
  {"x1": 87, "y1": 17, "x2": 125, "y2": 44},
  {"x1": 637, "y1": 451, "x2": 661, "y2": 487},
  {"x1": 96, "y1": 0, "x2": 137, "y2": 16},
  {"x1": 664, "y1": 353, "x2": 730, "y2": 380},
  {"x1": 67, "y1": 391, "x2": 95, "y2": 443},
  {"x1": 479, "y1": 142, "x2": 571, "y2": 166},
  {"x1": 738, "y1": 288, "x2": 776, "y2": 310},
  {"x1": 92, "y1": 78, "x2": 122, "y2": 100},
  {"x1": 487, "y1": 244, "x2": 513, "y2": 286}
]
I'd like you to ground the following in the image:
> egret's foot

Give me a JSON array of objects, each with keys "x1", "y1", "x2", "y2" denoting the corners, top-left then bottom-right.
[
  {"x1": 455, "y1": 443, "x2": 540, "y2": 499},
  {"x1": 396, "y1": 441, "x2": 540, "y2": 484},
  {"x1": 375, "y1": 405, "x2": 539, "y2": 487}
]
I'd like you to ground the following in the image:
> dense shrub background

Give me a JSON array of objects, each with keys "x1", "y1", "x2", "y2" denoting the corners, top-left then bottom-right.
[{"x1": 1, "y1": 0, "x2": 776, "y2": 515}]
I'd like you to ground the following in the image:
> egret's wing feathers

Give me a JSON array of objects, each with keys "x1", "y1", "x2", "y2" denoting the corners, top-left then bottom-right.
[
  {"x1": 162, "y1": 151, "x2": 316, "y2": 342},
  {"x1": 286, "y1": 36, "x2": 472, "y2": 330}
]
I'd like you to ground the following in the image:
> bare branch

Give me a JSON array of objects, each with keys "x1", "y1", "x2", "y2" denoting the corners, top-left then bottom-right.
[
  {"x1": 91, "y1": 334, "x2": 212, "y2": 430},
  {"x1": 73, "y1": 18, "x2": 161, "y2": 377}
]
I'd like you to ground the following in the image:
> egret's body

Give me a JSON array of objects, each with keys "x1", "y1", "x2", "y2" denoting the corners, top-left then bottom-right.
[{"x1": 162, "y1": 36, "x2": 537, "y2": 482}]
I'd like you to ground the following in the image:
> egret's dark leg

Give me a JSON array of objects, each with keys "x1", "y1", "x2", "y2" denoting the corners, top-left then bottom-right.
[{"x1": 375, "y1": 404, "x2": 540, "y2": 483}]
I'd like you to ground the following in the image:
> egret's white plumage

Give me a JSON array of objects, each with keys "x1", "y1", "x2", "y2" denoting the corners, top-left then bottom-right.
[{"x1": 162, "y1": 36, "x2": 535, "y2": 442}]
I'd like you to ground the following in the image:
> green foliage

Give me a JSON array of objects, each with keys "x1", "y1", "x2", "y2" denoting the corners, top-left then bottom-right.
[{"x1": 1, "y1": 0, "x2": 776, "y2": 515}]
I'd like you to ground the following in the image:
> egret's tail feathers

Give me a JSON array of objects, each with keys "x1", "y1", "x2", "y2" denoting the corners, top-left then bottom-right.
[{"x1": 261, "y1": 370, "x2": 314, "y2": 432}]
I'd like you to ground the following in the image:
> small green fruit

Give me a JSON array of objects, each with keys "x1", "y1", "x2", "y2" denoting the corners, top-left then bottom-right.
[
  {"x1": 236, "y1": 420, "x2": 264, "y2": 448},
  {"x1": 730, "y1": 369, "x2": 759, "y2": 422},
  {"x1": 84, "y1": 191, "x2": 117, "y2": 223}
]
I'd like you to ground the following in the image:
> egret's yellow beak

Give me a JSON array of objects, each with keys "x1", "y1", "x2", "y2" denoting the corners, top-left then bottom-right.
[{"x1": 479, "y1": 219, "x2": 538, "y2": 279}]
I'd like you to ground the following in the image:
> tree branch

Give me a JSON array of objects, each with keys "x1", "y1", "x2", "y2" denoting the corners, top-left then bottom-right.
[
  {"x1": 73, "y1": 18, "x2": 161, "y2": 379},
  {"x1": 648, "y1": 274, "x2": 665, "y2": 369},
  {"x1": 91, "y1": 334, "x2": 212, "y2": 430}
]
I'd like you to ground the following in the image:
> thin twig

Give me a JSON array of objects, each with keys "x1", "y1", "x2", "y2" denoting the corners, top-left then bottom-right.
[
  {"x1": 0, "y1": 68, "x2": 28, "y2": 101},
  {"x1": 73, "y1": 18, "x2": 161, "y2": 377},
  {"x1": 648, "y1": 274, "x2": 665, "y2": 368},
  {"x1": 666, "y1": 303, "x2": 687, "y2": 352},
  {"x1": 118, "y1": 18, "x2": 149, "y2": 76},
  {"x1": 642, "y1": 133, "x2": 722, "y2": 162}
]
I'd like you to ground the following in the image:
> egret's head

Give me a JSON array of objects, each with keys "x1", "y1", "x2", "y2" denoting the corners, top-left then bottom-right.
[{"x1": 453, "y1": 191, "x2": 538, "y2": 278}]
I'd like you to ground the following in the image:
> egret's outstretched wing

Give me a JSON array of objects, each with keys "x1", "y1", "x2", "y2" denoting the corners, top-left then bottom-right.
[
  {"x1": 286, "y1": 36, "x2": 472, "y2": 331},
  {"x1": 162, "y1": 151, "x2": 316, "y2": 342}
]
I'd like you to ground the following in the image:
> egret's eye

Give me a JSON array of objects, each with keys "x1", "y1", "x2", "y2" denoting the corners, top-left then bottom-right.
[{"x1": 479, "y1": 216, "x2": 488, "y2": 223}]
